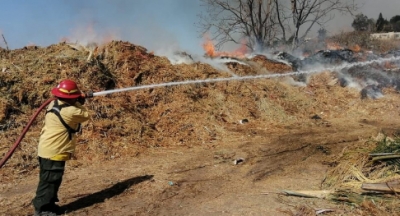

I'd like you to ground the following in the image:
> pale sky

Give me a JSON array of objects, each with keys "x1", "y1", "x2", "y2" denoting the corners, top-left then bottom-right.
[
  {"x1": 0, "y1": 0, "x2": 398, "y2": 55},
  {"x1": 329, "y1": 0, "x2": 400, "y2": 33},
  {"x1": 0, "y1": 0, "x2": 204, "y2": 53}
]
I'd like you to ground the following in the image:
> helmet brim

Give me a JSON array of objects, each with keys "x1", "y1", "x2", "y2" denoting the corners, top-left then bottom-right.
[{"x1": 51, "y1": 88, "x2": 81, "y2": 99}]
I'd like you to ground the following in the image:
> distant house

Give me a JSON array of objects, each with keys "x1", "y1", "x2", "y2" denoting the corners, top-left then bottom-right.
[{"x1": 370, "y1": 32, "x2": 400, "y2": 40}]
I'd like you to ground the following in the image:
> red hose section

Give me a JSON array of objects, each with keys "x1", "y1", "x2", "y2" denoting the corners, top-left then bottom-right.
[{"x1": 0, "y1": 98, "x2": 56, "y2": 169}]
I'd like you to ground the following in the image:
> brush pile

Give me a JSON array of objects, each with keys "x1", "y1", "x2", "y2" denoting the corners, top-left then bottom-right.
[
  {"x1": 0, "y1": 40, "x2": 399, "y2": 176},
  {"x1": 2, "y1": 38, "x2": 400, "y2": 214}
]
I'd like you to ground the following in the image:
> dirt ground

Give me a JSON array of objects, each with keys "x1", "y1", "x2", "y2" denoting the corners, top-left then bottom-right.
[
  {"x1": 2, "y1": 116, "x2": 400, "y2": 216},
  {"x1": 1, "y1": 41, "x2": 400, "y2": 215}
]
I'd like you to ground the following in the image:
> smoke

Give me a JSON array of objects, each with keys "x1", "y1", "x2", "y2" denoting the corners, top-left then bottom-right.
[
  {"x1": 356, "y1": 0, "x2": 400, "y2": 20},
  {"x1": 2, "y1": 0, "x2": 400, "y2": 93},
  {"x1": 59, "y1": 0, "x2": 399, "y2": 50},
  {"x1": 281, "y1": 76, "x2": 307, "y2": 87},
  {"x1": 1, "y1": 0, "x2": 400, "y2": 51},
  {"x1": 64, "y1": 1, "x2": 235, "y2": 78},
  {"x1": 0, "y1": 0, "x2": 204, "y2": 53},
  {"x1": 64, "y1": 23, "x2": 120, "y2": 46}
]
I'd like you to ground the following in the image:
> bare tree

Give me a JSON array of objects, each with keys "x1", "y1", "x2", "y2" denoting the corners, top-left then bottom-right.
[
  {"x1": 198, "y1": 0, "x2": 278, "y2": 52},
  {"x1": 273, "y1": 0, "x2": 291, "y2": 44},
  {"x1": 198, "y1": 0, "x2": 359, "y2": 51},
  {"x1": 289, "y1": 0, "x2": 358, "y2": 49}
]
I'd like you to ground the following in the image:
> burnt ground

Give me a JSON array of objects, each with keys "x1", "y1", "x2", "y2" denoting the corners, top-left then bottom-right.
[{"x1": 1, "y1": 41, "x2": 400, "y2": 215}]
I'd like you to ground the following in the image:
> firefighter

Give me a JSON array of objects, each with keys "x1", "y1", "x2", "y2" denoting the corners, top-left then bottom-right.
[{"x1": 33, "y1": 80, "x2": 90, "y2": 216}]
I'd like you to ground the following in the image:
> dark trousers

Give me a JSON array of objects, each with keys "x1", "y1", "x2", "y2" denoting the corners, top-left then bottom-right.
[{"x1": 32, "y1": 157, "x2": 65, "y2": 211}]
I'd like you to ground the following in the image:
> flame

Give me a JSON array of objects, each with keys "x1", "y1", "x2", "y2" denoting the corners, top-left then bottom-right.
[
  {"x1": 202, "y1": 34, "x2": 248, "y2": 58},
  {"x1": 202, "y1": 35, "x2": 216, "y2": 57},
  {"x1": 302, "y1": 51, "x2": 311, "y2": 58},
  {"x1": 326, "y1": 42, "x2": 343, "y2": 50},
  {"x1": 350, "y1": 44, "x2": 361, "y2": 52},
  {"x1": 384, "y1": 61, "x2": 397, "y2": 69}
]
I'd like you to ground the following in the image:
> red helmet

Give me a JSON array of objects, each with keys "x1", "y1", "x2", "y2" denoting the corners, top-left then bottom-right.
[{"x1": 51, "y1": 80, "x2": 82, "y2": 99}]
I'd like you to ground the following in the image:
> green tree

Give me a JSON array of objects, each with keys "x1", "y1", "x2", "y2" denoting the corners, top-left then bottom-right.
[
  {"x1": 318, "y1": 28, "x2": 327, "y2": 42},
  {"x1": 389, "y1": 15, "x2": 400, "y2": 24},
  {"x1": 352, "y1": 13, "x2": 370, "y2": 31},
  {"x1": 390, "y1": 15, "x2": 400, "y2": 32},
  {"x1": 376, "y1": 13, "x2": 385, "y2": 32},
  {"x1": 367, "y1": 18, "x2": 376, "y2": 32}
]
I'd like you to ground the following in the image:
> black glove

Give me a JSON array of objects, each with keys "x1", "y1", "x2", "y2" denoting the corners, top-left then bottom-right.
[{"x1": 77, "y1": 96, "x2": 86, "y2": 105}]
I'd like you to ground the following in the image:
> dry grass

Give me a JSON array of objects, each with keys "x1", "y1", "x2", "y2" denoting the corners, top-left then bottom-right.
[
  {"x1": 0, "y1": 42, "x2": 391, "y2": 164},
  {"x1": 319, "y1": 135, "x2": 400, "y2": 215},
  {"x1": 1, "y1": 38, "x2": 400, "y2": 214},
  {"x1": 322, "y1": 136, "x2": 400, "y2": 188},
  {"x1": 330, "y1": 31, "x2": 400, "y2": 53}
]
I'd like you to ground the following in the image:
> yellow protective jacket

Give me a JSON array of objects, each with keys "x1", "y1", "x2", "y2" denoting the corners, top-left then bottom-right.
[{"x1": 37, "y1": 99, "x2": 90, "y2": 161}]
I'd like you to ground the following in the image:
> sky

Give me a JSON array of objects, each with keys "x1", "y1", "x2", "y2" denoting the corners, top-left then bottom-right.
[
  {"x1": 0, "y1": 0, "x2": 205, "y2": 54},
  {"x1": 0, "y1": 0, "x2": 399, "y2": 56},
  {"x1": 331, "y1": 0, "x2": 400, "y2": 33}
]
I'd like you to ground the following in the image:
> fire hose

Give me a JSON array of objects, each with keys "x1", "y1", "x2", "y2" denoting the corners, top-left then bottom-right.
[{"x1": 0, "y1": 93, "x2": 93, "y2": 169}]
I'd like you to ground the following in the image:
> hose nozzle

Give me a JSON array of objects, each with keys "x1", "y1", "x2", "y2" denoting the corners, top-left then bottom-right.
[{"x1": 82, "y1": 91, "x2": 94, "y2": 98}]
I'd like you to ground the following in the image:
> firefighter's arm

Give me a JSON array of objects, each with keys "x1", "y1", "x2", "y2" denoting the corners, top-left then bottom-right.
[{"x1": 71, "y1": 105, "x2": 90, "y2": 123}]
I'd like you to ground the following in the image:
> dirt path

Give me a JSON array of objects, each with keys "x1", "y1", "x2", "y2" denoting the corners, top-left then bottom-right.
[{"x1": 0, "y1": 117, "x2": 398, "y2": 216}]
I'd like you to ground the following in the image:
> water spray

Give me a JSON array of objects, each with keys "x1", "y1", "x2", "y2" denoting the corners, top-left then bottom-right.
[
  {"x1": 90, "y1": 56, "x2": 400, "y2": 97},
  {"x1": 1, "y1": 55, "x2": 399, "y2": 169}
]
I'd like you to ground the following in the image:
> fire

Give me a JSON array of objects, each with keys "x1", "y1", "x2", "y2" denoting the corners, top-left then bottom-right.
[
  {"x1": 351, "y1": 44, "x2": 361, "y2": 52},
  {"x1": 350, "y1": 44, "x2": 361, "y2": 52},
  {"x1": 202, "y1": 35, "x2": 248, "y2": 58},
  {"x1": 302, "y1": 51, "x2": 311, "y2": 58},
  {"x1": 384, "y1": 61, "x2": 397, "y2": 69},
  {"x1": 326, "y1": 41, "x2": 361, "y2": 53},
  {"x1": 326, "y1": 41, "x2": 343, "y2": 50},
  {"x1": 203, "y1": 35, "x2": 216, "y2": 57}
]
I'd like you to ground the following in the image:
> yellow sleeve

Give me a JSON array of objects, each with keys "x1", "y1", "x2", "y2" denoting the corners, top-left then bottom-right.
[
  {"x1": 58, "y1": 102, "x2": 90, "y2": 130},
  {"x1": 71, "y1": 102, "x2": 90, "y2": 123}
]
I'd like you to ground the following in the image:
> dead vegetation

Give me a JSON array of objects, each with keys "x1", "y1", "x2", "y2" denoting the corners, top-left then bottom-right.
[{"x1": 1, "y1": 39, "x2": 400, "y2": 215}]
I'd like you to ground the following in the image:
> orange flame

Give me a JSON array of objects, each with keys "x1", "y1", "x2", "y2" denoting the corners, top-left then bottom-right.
[
  {"x1": 350, "y1": 44, "x2": 361, "y2": 52},
  {"x1": 326, "y1": 42, "x2": 343, "y2": 50},
  {"x1": 384, "y1": 61, "x2": 396, "y2": 69},
  {"x1": 202, "y1": 35, "x2": 248, "y2": 58},
  {"x1": 203, "y1": 35, "x2": 216, "y2": 57}
]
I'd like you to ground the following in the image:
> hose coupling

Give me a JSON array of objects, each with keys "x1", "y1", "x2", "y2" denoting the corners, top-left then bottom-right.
[{"x1": 83, "y1": 91, "x2": 94, "y2": 98}]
